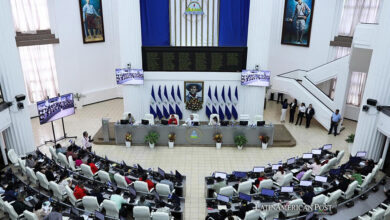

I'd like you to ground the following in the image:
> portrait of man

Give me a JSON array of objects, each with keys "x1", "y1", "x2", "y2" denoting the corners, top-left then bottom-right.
[
  {"x1": 79, "y1": 0, "x2": 105, "y2": 43},
  {"x1": 185, "y1": 81, "x2": 204, "y2": 102},
  {"x1": 281, "y1": 0, "x2": 314, "y2": 47}
]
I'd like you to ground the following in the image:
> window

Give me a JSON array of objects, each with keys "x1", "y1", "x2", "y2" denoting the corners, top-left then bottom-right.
[{"x1": 347, "y1": 72, "x2": 367, "y2": 106}]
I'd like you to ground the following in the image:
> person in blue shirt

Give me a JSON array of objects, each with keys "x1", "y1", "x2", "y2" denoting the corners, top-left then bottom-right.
[
  {"x1": 82, "y1": 0, "x2": 100, "y2": 39},
  {"x1": 329, "y1": 109, "x2": 342, "y2": 136}
]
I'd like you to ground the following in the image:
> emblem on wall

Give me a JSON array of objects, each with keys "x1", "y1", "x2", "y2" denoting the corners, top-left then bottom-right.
[
  {"x1": 186, "y1": 127, "x2": 203, "y2": 144},
  {"x1": 184, "y1": 0, "x2": 204, "y2": 15}
]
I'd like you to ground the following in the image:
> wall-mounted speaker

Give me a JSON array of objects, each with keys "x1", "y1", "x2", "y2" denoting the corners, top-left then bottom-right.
[
  {"x1": 367, "y1": 99, "x2": 377, "y2": 106},
  {"x1": 362, "y1": 105, "x2": 369, "y2": 112}
]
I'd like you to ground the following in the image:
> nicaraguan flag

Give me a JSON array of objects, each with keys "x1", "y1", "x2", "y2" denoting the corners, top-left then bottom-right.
[
  {"x1": 232, "y1": 105, "x2": 238, "y2": 120},
  {"x1": 177, "y1": 85, "x2": 182, "y2": 102},
  {"x1": 234, "y1": 86, "x2": 238, "y2": 102},
  {"x1": 207, "y1": 86, "x2": 212, "y2": 103},
  {"x1": 156, "y1": 105, "x2": 163, "y2": 119},
  {"x1": 206, "y1": 105, "x2": 212, "y2": 118},
  {"x1": 171, "y1": 85, "x2": 175, "y2": 102},
  {"x1": 225, "y1": 105, "x2": 232, "y2": 120},
  {"x1": 212, "y1": 105, "x2": 218, "y2": 114},
  {"x1": 151, "y1": 86, "x2": 156, "y2": 102},
  {"x1": 150, "y1": 105, "x2": 157, "y2": 118},
  {"x1": 227, "y1": 86, "x2": 232, "y2": 103},
  {"x1": 175, "y1": 104, "x2": 183, "y2": 119},
  {"x1": 214, "y1": 86, "x2": 219, "y2": 103},
  {"x1": 221, "y1": 86, "x2": 226, "y2": 103},
  {"x1": 163, "y1": 105, "x2": 170, "y2": 118},
  {"x1": 218, "y1": 106, "x2": 225, "y2": 121},
  {"x1": 157, "y1": 86, "x2": 162, "y2": 102},
  {"x1": 164, "y1": 85, "x2": 169, "y2": 102},
  {"x1": 169, "y1": 104, "x2": 175, "y2": 115}
]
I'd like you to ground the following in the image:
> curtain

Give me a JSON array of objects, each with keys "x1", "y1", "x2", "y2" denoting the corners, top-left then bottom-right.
[
  {"x1": 10, "y1": 0, "x2": 50, "y2": 32},
  {"x1": 347, "y1": 71, "x2": 367, "y2": 106},
  {"x1": 140, "y1": 0, "x2": 170, "y2": 46},
  {"x1": 18, "y1": 45, "x2": 59, "y2": 103},
  {"x1": 338, "y1": 0, "x2": 381, "y2": 36},
  {"x1": 218, "y1": 0, "x2": 250, "y2": 46}
]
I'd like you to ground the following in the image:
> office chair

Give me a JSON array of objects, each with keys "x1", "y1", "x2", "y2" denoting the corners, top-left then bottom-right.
[
  {"x1": 244, "y1": 210, "x2": 260, "y2": 220},
  {"x1": 26, "y1": 167, "x2": 38, "y2": 185},
  {"x1": 82, "y1": 196, "x2": 100, "y2": 213},
  {"x1": 58, "y1": 152, "x2": 70, "y2": 168},
  {"x1": 102, "y1": 199, "x2": 120, "y2": 219},
  {"x1": 23, "y1": 210, "x2": 39, "y2": 220},
  {"x1": 293, "y1": 169, "x2": 312, "y2": 182},
  {"x1": 325, "y1": 189, "x2": 342, "y2": 207},
  {"x1": 237, "y1": 180, "x2": 252, "y2": 195},
  {"x1": 274, "y1": 173, "x2": 293, "y2": 187},
  {"x1": 317, "y1": 163, "x2": 331, "y2": 176},
  {"x1": 4, "y1": 201, "x2": 24, "y2": 220},
  {"x1": 0, "y1": 196, "x2": 7, "y2": 212},
  {"x1": 371, "y1": 165, "x2": 380, "y2": 179},
  {"x1": 328, "y1": 157, "x2": 338, "y2": 168},
  {"x1": 151, "y1": 211, "x2": 170, "y2": 220},
  {"x1": 114, "y1": 173, "x2": 130, "y2": 188},
  {"x1": 358, "y1": 208, "x2": 385, "y2": 220},
  {"x1": 144, "y1": 114, "x2": 155, "y2": 125},
  {"x1": 17, "y1": 158, "x2": 26, "y2": 174},
  {"x1": 373, "y1": 202, "x2": 390, "y2": 220},
  {"x1": 97, "y1": 170, "x2": 111, "y2": 183},
  {"x1": 80, "y1": 164, "x2": 97, "y2": 179},
  {"x1": 311, "y1": 194, "x2": 326, "y2": 206},
  {"x1": 209, "y1": 114, "x2": 220, "y2": 125},
  {"x1": 49, "y1": 181, "x2": 67, "y2": 201},
  {"x1": 134, "y1": 181, "x2": 153, "y2": 194},
  {"x1": 7, "y1": 149, "x2": 20, "y2": 167},
  {"x1": 258, "y1": 203, "x2": 280, "y2": 220},
  {"x1": 173, "y1": 114, "x2": 180, "y2": 126},
  {"x1": 214, "y1": 186, "x2": 236, "y2": 198},
  {"x1": 253, "y1": 179, "x2": 273, "y2": 192},
  {"x1": 283, "y1": 199, "x2": 303, "y2": 217},
  {"x1": 133, "y1": 206, "x2": 151, "y2": 220},
  {"x1": 156, "y1": 183, "x2": 174, "y2": 197},
  {"x1": 357, "y1": 173, "x2": 373, "y2": 192},
  {"x1": 65, "y1": 185, "x2": 82, "y2": 207},
  {"x1": 36, "y1": 171, "x2": 50, "y2": 190},
  {"x1": 336, "y1": 150, "x2": 345, "y2": 165},
  {"x1": 378, "y1": 158, "x2": 384, "y2": 169},
  {"x1": 123, "y1": 112, "x2": 131, "y2": 120},
  {"x1": 68, "y1": 156, "x2": 81, "y2": 172},
  {"x1": 341, "y1": 180, "x2": 358, "y2": 200},
  {"x1": 192, "y1": 114, "x2": 200, "y2": 121},
  {"x1": 48, "y1": 146, "x2": 58, "y2": 162}
]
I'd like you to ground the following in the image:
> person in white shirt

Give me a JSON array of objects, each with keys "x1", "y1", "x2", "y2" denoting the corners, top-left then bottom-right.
[
  {"x1": 272, "y1": 166, "x2": 286, "y2": 185},
  {"x1": 295, "y1": 103, "x2": 306, "y2": 126},
  {"x1": 81, "y1": 131, "x2": 92, "y2": 151},
  {"x1": 306, "y1": 158, "x2": 322, "y2": 175},
  {"x1": 210, "y1": 116, "x2": 220, "y2": 126},
  {"x1": 185, "y1": 114, "x2": 196, "y2": 126}
]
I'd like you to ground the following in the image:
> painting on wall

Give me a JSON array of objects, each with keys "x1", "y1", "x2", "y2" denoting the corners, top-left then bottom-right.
[
  {"x1": 78, "y1": 0, "x2": 105, "y2": 43},
  {"x1": 185, "y1": 81, "x2": 204, "y2": 111},
  {"x1": 281, "y1": 0, "x2": 315, "y2": 47}
]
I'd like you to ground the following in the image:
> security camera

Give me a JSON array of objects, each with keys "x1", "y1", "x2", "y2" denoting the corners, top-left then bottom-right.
[{"x1": 15, "y1": 94, "x2": 26, "y2": 102}]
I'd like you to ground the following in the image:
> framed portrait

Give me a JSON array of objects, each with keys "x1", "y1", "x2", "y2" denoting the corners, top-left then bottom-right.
[
  {"x1": 281, "y1": 0, "x2": 315, "y2": 47},
  {"x1": 78, "y1": 0, "x2": 105, "y2": 43},
  {"x1": 184, "y1": 81, "x2": 204, "y2": 111}
]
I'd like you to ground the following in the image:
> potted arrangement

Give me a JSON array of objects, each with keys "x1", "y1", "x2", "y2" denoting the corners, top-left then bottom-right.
[
  {"x1": 234, "y1": 135, "x2": 247, "y2": 150},
  {"x1": 125, "y1": 133, "x2": 132, "y2": 148},
  {"x1": 259, "y1": 135, "x2": 270, "y2": 150},
  {"x1": 144, "y1": 131, "x2": 159, "y2": 149},
  {"x1": 213, "y1": 133, "x2": 223, "y2": 149},
  {"x1": 345, "y1": 133, "x2": 354, "y2": 152},
  {"x1": 168, "y1": 133, "x2": 176, "y2": 148}
]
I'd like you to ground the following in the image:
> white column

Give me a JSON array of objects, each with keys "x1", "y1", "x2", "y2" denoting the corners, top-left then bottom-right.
[
  {"x1": 0, "y1": 0, "x2": 35, "y2": 156},
  {"x1": 0, "y1": 132, "x2": 8, "y2": 166},
  {"x1": 351, "y1": 0, "x2": 390, "y2": 161},
  {"x1": 380, "y1": 137, "x2": 390, "y2": 169}
]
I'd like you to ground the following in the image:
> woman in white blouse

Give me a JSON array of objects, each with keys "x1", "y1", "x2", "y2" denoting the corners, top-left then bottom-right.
[
  {"x1": 306, "y1": 157, "x2": 322, "y2": 176},
  {"x1": 272, "y1": 166, "x2": 286, "y2": 185}
]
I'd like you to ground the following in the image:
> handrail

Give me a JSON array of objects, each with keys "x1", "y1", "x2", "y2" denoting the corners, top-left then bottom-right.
[{"x1": 304, "y1": 76, "x2": 334, "y2": 101}]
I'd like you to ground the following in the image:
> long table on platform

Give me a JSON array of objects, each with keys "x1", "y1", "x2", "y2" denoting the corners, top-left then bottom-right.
[{"x1": 114, "y1": 123, "x2": 274, "y2": 146}]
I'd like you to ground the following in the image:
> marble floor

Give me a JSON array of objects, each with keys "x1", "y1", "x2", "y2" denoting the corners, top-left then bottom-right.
[{"x1": 32, "y1": 99, "x2": 357, "y2": 219}]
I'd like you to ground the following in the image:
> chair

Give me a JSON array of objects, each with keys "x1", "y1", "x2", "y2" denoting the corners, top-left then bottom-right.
[
  {"x1": 237, "y1": 180, "x2": 252, "y2": 195},
  {"x1": 58, "y1": 152, "x2": 69, "y2": 168},
  {"x1": 151, "y1": 211, "x2": 169, "y2": 220},
  {"x1": 173, "y1": 114, "x2": 180, "y2": 126},
  {"x1": 336, "y1": 150, "x2": 345, "y2": 165},
  {"x1": 23, "y1": 210, "x2": 39, "y2": 220},
  {"x1": 82, "y1": 196, "x2": 100, "y2": 213},
  {"x1": 371, "y1": 165, "x2": 380, "y2": 179},
  {"x1": 254, "y1": 179, "x2": 273, "y2": 192},
  {"x1": 80, "y1": 164, "x2": 97, "y2": 179},
  {"x1": 341, "y1": 181, "x2": 358, "y2": 200},
  {"x1": 258, "y1": 203, "x2": 280, "y2": 220},
  {"x1": 214, "y1": 186, "x2": 236, "y2": 197},
  {"x1": 98, "y1": 170, "x2": 111, "y2": 183},
  {"x1": 26, "y1": 167, "x2": 38, "y2": 185},
  {"x1": 374, "y1": 203, "x2": 390, "y2": 220},
  {"x1": 4, "y1": 201, "x2": 24, "y2": 220},
  {"x1": 17, "y1": 158, "x2": 26, "y2": 174},
  {"x1": 7, "y1": 149, "x2": 19, "y2": 166},
  {"x1": 36, "y1": 171, "x2": 50, "y2": 190},
  {"x1": 68, "y1": 156, "x2": 81, "y2": 172},
  {"x1": 378, "y1": 158, "x2": 384, "y2": 169},
  {"x1": 102, "y1": 199, "x2": 120, "y2": 219},
  {"x1": 274, "y1": 173, "x2": 293, "y2": 187},
  {"x1": 156, "y1": 183, "x2": 174, "y2": 197},
  {"x1": 325, "y1": 189, "x2": 342, "y2": 207},
  {"x1": 192, "y1": 114, "x2": 200, "y2": 121},
  {"x1": 317, "y1": 163, "x2": 331, "y2": 176},
  {"x1": 65, "y1": 185, "x2": 82, "y2": 206},
  {"x1": 114, "y1": 173, "x2": 129, "y2": 188},
  {"x1": 284, "y1": 199, "x2": 303, "y2": 217},
  {"x1": 300, "y1": 169, "x2": 313, "y2": 181},
  {"x1": 144, "y1": 114, "x2": 155, "y2": 125},
  {"x1": 134, "y1": 181, "x2": 152, "y2": 194},
  {"x1": 209, "y1": 114, "x2": 220, "y2": 125},
  {"x1": 0, "y1": 196, "x2": 7, "y2": 212},
  {"x1": 244, "y1": 210, "x2": 260, "y2": 220},
  {"x1": 48, "y1": 146, "x2": 58, "y2": 162},
  {"x1": 358, "y1": 208, "x2": 385, "y2": 220},
  {"x1": 133, "y1": 206, "x2": 151, "y2": 220},
  {"x1": 49, "y1": 181, "x2": 67, "y2": 201},
  {"x1": 123, "y1": 112, "x2": 131, "y2": 120},
  {"x1": 311, "y1": 194, "x2": 326, "y2": 206},
  {"x1": 253, "y1": 115, "x2": 264, "y2": 124},
  {"x1": 328, "y1": 157, "x2": 338, "y2": 168}
]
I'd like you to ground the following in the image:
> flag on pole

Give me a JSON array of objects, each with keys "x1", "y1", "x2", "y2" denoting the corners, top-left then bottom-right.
[
  {"x1": 218, "y1": 106, "x2": 225, "y2": 121},
  {"x1": 221, "y1": 86, "x2": 226, "y2": 103},
  {"x1": 157, "y1": 86, "x2": 162, "y2": 102},
  {"x1": 175, "y1": 104, "x2": 183, "y2": 119},
  {"x1": 169, "y1": 104, "x2": 175, "y2": 115},
  {"x1": 232, "y1": 105, "x2": 238, "y2": 120},
  {"x1": 177, "y1": 85, "x2": 182, "y2": 102},
  {"x1": 171, "y1": 85, "x2": 175, "y2": 102},
  {"x1": 164, "y1": 85, "x2": 169, "y2": 102},
  {"x1": 150, "y1": 105, "x2": 157, "y2": 118},
  {"x1": 234, "y1": 86, "x2": 238, "y2": 102},
  {"x1": 214, "y1": 86, "x2": 219, "y2": 102},
  {"x1": 225, "y1": 105, "x2": 232, "y2": 120},
  {"x1": 212, "y1": 105, "x2": 218, "y2": 114},
  {"x1": 156, "y1": 105, "x2": 163, "y2": 119},
  {"x1": 207, "y1": 86, "x2": 212, "y2": 102},
  {"x1": 163, "y1": 105, "x2": 170, "y2": 118},
  {"x1": 151, "y1": 86, "x2": 156, "y2": 102},
  {"x1": 227, "y1": 86, "x2": 232, "y2": 102},
  {"x1": 206, "y1": 105, "x2": 212, "y2": 118}
]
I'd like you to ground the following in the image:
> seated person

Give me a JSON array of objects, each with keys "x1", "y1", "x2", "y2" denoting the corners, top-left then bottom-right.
[
  {"x1": 254, "y1": 172, "x2": 267, "y2": 188},
  {"x1": 43, "y1": 206, "x2": 63, "y2": 220},
  {"x1": 126, "y1": 113, "x2": 135, "y2": 124},
  {"x1": 110, "y1": 189, "x2": 128, "y2": 212},
  {"x1": 66, "y1": 146, "x2": 77, "y2": 160},
  {"x1": 139, "y1": 174, "x2": 155, "y2": 191},
  {"x1": 3, "y1": 185, "x2": 18, "y2": 202},
  {"x1": 272, "y1": 166, "x2": 286, "y2": 185},
  {"x1": 350, "y1": 168, "x2": 363, "y2": 185},
  {"x1": 75, "y1": 156, "x2": 83, "y2": 167},
  {"x1": 33, "y1": 201, "x2": 49, "y2": 220},
  {"x1": 160, "y1": 177, "x2": 174, "y2": 191},
  {"x1": 306, "y1": 158, "x2": 322, "y2": 176},
  {"x1": 73, "y1": 183, "x2": 87, "y2": 200},
  {"x1": 168, "y1": 114, "x2": 178, "y2": 125},
  {"x1": 210, "y1": 116, "x2": 220, "y2": 126},
  {"x1": 300, "y1": 186, "x2": 315, "y2": 205},
  {"x1": 90, "y1": 187, "x2": 104, "y2": 204},
  {"x1": 337, "y1": 176, "x2": 351, "y2": 192},
  {"x1": 237, "y1": 200, "x2": 255, "y2": 219},
  {"x1": 26, "y1": 154, "x2": 36, "y2": 168},
  {"x1": 226, "y1": 210, "x2": 241, "y2": 220},
  {"x1": 44, "y1": 167, "x2": 56, "y2": 182},
  {"x1": 212, "y1": 177, "x2": 227, "y2": 194},
  {"x1": 87, "y1": 158, "x2": 98, "y2": 174},
  {"x1": 11, "y1": 195, "x2": 33, "y2": 215},
  {"x1": 295, "y1": 167, "x2": 308, "y2": 180},
  {"x1": 119, "y1": 171, "x2": 132, "y2": 184},
  {"x1": 55, "y1": 143, "x2": 66, "y2": 154},
  {"x1": 136, "y1": 195, "x2": 151, "y2": 208},
  {"x1": 357, "y1": 159, "x2": 375, "y2": 175},
  {"x1": 104, "y1": 166, "x2": 115, "y2": 182},
  {"x1": 185, "y1": 114, "x2": 196, "y2": 126},
  {"x1": 58, "y1": 173, "x2": 72, "y2": 194}
]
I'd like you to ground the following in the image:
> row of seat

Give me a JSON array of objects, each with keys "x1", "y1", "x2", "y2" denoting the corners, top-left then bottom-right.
[{"x1": 358, "y1": 201, "x2": 390, "y2": 220}]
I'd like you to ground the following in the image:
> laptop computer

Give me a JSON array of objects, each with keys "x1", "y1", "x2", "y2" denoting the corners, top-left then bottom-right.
[
  {"x1": 221, "y1": 121, "x2": 229, "y2": 126},
  {"x1": 161, "y1": 120, "x2": 168, "y2": 125},
  {"x1": 239, "y1": 121, "x2": 248, "y2": 126},
  {"x1": 120, "y1": 119, "x2": 129, "y2": 124},
  {"x1": 239, "y1": 192, "x2": 251, "y2": 202},
  {"x1": 141, "y1": 120, "x2": 149, "y2": 125},
  {"x1": 193, "y1": 121, "x2": 199, "y2": 126},
  {"x1": 257, "y1": 121, "x2": 265, "y2": 126}
]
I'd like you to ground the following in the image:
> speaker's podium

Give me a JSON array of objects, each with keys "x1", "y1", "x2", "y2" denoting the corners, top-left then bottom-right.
[{"x1": 102, "y1": 118, "x2": 110, "y2": 143}]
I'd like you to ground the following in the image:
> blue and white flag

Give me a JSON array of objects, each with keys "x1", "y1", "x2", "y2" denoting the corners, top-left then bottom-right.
[
  {"x1": 207, "y1": 86, "x2": 212, "y2": 103},
  {"x1": 227, "y1": 86, "x2": 232, "y2": 103},
  {"x1": 156, "y1": 105, "x2": 163, "y2": 119},
  {"x1": 157, "y1": 86, "x2": 162, "y2": 102},
  {"x1": 151, "y1": 86, "x2": 156, "y2": 102},
  {"x1": 212, "y1": 105, "x2": 218, "y2": 114},
  {"x1": 218, "y1": 106, "x2": 225, "y2": 121},
  {"x1": 214, "y1": 86, "x2": 219, "y2": 103},
  {"x1": 206, "y1": 105, "x2": 212, "y2": 118},
  {"x1": 171, "y1": 85, "x2": 176, "y2": 102},
  {"x1": 175, "y1": 104, "x2": 183, "y2": 119},
  {"x1": 234, "y1": 86, "x2": 239, "y2": 102},
  {"x1": 164, "y1": 85, "x2": 169, "y2": 102},
  {"x1": 176, "y1": 85, "x2": 182, "y2": 102},
  {"x1": 163, "y1": 105, "x2": 170, "y2": 118},
  {"x1": 150, "y1": 105, "x2": 157, "y2": 118},
  {"x1": 169, "y1": 104, "x2": 175, "y2": 115},
  {"x1": 221, "y1": 86, "x2": 226, "y2": 103},
  {"x1": 225, "y1": 105, "x2": 232, "y2": 120},
  {"x1": 232, "y1": 105, "x2": 238, "y2": 120}
]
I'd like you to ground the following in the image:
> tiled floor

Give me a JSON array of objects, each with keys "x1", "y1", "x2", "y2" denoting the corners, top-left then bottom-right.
[{"x1": 32, "y1": 99, "x2": 356, "y2": 219}]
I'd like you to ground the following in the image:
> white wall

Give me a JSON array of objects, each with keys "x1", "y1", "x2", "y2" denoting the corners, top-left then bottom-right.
[{"x1": 0, "y1": 110, "x2": 11, "y2": 132}]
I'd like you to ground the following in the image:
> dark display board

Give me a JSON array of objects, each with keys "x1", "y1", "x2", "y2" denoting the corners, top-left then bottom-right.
[{"x1": 142, "y1": 47, "x2": 247, "y2": 72}]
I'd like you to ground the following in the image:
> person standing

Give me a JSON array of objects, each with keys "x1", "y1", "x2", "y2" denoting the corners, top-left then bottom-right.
[
  {"x1": 280, "y1": 99, "x2": 288, "y2": 122},
  {"x1": 305, "y1": 104, "x2": 315, "y2": 128},
  {"x1": 289, "y1": 99, "x2": 298, "y2": 123},
  {"x1": 295, "y1": 103, "x2": 306, "y2": 126},
  {"x1": 329, "y1": 109, "x2": 342, "y2": 136},
  {"x1": 82, "y1": 131, "x2": 92, "y2": 151}
]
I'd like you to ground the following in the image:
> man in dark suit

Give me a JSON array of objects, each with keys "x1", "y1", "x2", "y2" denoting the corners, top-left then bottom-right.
[{"x1": 305, "y1": 104, "x2": 315, "y2": 128}]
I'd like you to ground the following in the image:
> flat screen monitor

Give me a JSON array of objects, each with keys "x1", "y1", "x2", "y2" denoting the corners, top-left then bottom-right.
[
  {"x1": 137, "y1": 164, "x2": 144, "y2": 172},
  {"x1": 214, "y1": 172, "x2": 227, "y2": 179},
  {"x1": 161, "y1": 120, "x2": 168, "y2": 125},
  {"x1": 241, "y1": 70, "x2": 271, "y2": 87},
  {"x1": 175, "y1": 170, "x2": 182, "y2": 180},
  {"x1": 329, "y1": 169, "x2": 341, "y2": 176},
  {"x1": 303, "y1": 153, "x2": 313, "y2": 159},
  {"x1": 272, "y1": 164, "x2": 281, "y2": 170},
  {"x1": 281, "y1": 186, "x2": 294, "y2": 193},
  {"x1": 221, "y1": 121, "x2": 229, "y2": 126},
  {"x1": 257, "y1": 121, "x2": 265, "y2": 126},
  {"x1": 141, "y1": 120, "x2": 149, "y2": 125},
  {"x1": 300, "y1": 181, "x2": 312, "y2": 186},
  {"x1": 116, "y1": 68, "x2": 144, "y2": 85},
  {"x1": 120, "y1": 119, "x2": 129, "y2": 124},
  {"x1": 95, "y1": 211, "x2": 105, "y2": 220},
  {"x1": 312, "y1": 149, "x2": 322, "y2": 155},
  {"x1": 239, "y1": 121, "x2": 248, "y2": 126},
  {"x1": 261, "y1": 188, "x2": 274, "y2": 197},
  {"x1": 216, "y1": 194, "x2": 229, "y2": 203},
  {"x1": 253, "y1": 166, "x2": 265, "y2": 173},
  {"x1": 234, "y1": 171, "x2": 247, "y2": 179},
  {"x1": 323, "y1": 144, "x2": 332, "y2": 150},
  {"x1": 158, "y1": 167, "x2": 165, "y2": 177},
  {"x1": 37, "y1": 93, "x2": 75, "y2": 125},
  {"x1": 239, "y1": 192, "x2": 251, "y2": 202},
  {"x1": 287, "y1": 157, "x2": 295, "y2": 165},
  {"x1": 121, "y1": 160, "x2": 127, "y2": 167},
  {"x1": 356, "y1": 151, "x2": 367, "y2": 158},
  {"x1": 315, "y1": 176, "x2": 327, "y2": 183}
]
